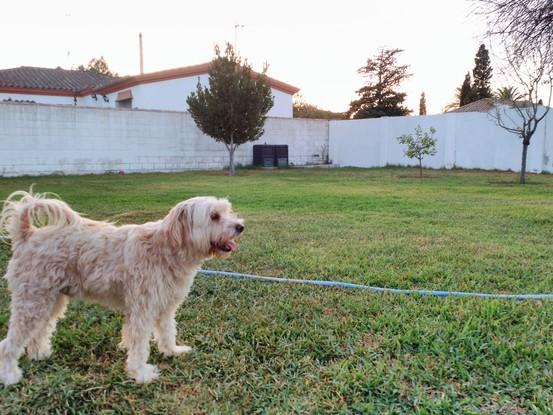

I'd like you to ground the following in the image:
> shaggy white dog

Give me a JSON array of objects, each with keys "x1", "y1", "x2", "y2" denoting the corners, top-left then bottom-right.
[{"x1": 0, "y1": 190, "x2": 243, "y2": 384}]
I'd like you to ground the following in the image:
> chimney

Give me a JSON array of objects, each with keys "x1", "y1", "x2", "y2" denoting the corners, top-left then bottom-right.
[{"x1": 139, "y1": 32, "x2": 144, "y2": 74}]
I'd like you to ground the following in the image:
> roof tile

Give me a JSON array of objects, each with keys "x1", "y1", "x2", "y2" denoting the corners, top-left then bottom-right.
[{"x1": 0, "y1": 66, "x2": 116, "y2": 93}]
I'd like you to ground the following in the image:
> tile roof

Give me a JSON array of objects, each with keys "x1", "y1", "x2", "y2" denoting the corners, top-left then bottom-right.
[
  {"x1": 449, "y1": 98, "x2": 544, "y2": 114},
  {"x1": 449, "y1": 98, "x2": 496, "y2": 113},
  {"x1": 0, "y1": 64, "x2": 300, "y2": 96},
  {"x1": 93, "y1": 63, "x2": 300, "y2": 95},
  {"x1": 0, "y1": 66, "x2": 116, "y2": 94}
]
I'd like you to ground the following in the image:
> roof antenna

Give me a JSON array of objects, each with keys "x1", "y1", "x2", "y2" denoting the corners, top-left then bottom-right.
[
  {"x1": 234, "y1": 24, "x2": 244, "y2": 51},
  {"x1": 139, "y1": 32, "x2": 144, "y2": 74},
  {"x1": 65, "y1": 12, "x2": 72, "y2": 69}
]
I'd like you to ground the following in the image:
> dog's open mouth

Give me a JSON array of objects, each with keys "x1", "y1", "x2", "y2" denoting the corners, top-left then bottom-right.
[{"x1": 211, "y1": 240, "x2": 238, "y2": 252}]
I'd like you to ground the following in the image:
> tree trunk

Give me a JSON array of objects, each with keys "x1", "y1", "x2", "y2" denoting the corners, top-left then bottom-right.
[
  {"x1": 419, "y1": 159, "x2": 423, "y2": 179},
  {"x1": 520, "y1": 142, "x2": 528, "y2": 184},
  {"x1": 228, "y1": 147, "x2": 235, "y2": 176}
]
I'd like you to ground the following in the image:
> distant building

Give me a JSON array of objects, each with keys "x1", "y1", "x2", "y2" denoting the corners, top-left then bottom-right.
[
  {"x1": 450, "y1": 98, "x2": 545, "y2": 114},
  {"x1": 0, "y1": 64, "x2": 299, "y2": 118},
  {"x1": 449, "y1": 98, "x2": 496, "y2": 113}
]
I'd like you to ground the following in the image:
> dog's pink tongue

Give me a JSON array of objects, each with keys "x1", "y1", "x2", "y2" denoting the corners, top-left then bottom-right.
[{"x1": 225, "y1": 241, "x2": 237, "y2": 251}]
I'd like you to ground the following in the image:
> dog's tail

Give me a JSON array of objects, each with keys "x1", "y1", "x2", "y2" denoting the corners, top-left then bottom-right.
[{"x1": 0, "y1": 189, "x2": 81, "y2": 245}]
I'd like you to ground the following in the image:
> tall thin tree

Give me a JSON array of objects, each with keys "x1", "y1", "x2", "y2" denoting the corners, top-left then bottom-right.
[
  {"x1": 459, "y1": 73, "x2": 476, "y2": 107},
  {"x1": 419, "y1": 92, "x2": 427, "y2": 115},
  {"x1": 472, "y1": 44, "x2": 493, "y2": 100}
]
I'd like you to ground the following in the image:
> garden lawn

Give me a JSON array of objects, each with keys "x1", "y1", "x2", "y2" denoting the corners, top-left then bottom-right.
[{"x1": 0, "y1": 167, "x2": 552, "y2": 414}]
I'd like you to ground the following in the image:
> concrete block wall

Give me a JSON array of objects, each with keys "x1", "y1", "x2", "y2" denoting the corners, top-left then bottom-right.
[
  {"x1": 0, "y1": 102, "x2": 329, "y2": 176},
  {"x1": 1, "y1": 101, "x2": 551, "y2": 177}
]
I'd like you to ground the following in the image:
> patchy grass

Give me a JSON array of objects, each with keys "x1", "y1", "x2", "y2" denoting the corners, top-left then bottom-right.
[{"x1": 0, "y1": 167, "x2": 552, "y2": 413}]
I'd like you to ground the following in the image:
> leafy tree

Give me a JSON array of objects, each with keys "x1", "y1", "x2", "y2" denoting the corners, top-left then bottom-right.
[
  {"x1": 77, "y1": 56, "x2": 117, "y2": 77},
  {"x1": 397, "y1": 125, "x2": 437, "y2": 178},
  {"x1": 419, "y1": 92, "x2": 427, "y2": 115},
  {"x1": 293, "y1": 95, "x2": 345, "y2": 119},
  {"x1": 472, "y1": 44, "x2": 493, "y2": 100},
  {"x1": 495, "y1": 86, "x2": 524, "y2": 101},
  {"x1": 186, "y1": 43, "x2": 274, "y2": 176},
  {"x1": 347, "y1": 48, "x2": 412, "y2": 119}
]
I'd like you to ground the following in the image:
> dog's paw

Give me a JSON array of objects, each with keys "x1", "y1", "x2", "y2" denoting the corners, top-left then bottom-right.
[
  {"x1": 173, "y1": 345, "x2": 192, "y2": 355},
  {"x1": 160, "y1": 344, "x2": 192, "y2": 357},
  {"x1": 27, "y1": 344, "x2": 52, "y2": 361},
  {"x1": 0, "y1": 364, "x2": 22, "y2": 385},
  {"x1": 129, "y1": 364, "x2": 159, "y2": 384},
  {"x1": 118, "y1": 340, "x2": 128, "y2": 351}
]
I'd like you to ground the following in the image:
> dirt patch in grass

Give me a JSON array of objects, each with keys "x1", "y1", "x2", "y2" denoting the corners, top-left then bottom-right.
[{"x1": 396, "y1": 175, "x2": 439, "y2": 179}]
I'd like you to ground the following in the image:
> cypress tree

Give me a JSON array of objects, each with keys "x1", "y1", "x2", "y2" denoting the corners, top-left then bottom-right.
[
  {"x1": 419, "y1": 92, "x2": 427, "y2": 115},
  {"x1": 472, "y1": 44, "x2": 493, "y2": 99},
  {"x1": 459, "y1": 73, "x2": 476, "y2": 107}
]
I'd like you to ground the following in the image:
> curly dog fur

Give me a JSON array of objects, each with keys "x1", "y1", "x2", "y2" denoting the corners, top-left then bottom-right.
[{"x1": 0, "y1": 190, "x2": 243, "y2": 384}]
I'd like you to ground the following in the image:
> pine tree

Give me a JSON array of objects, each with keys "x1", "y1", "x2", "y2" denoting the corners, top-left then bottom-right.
[
  {"x1": 347, "y1": 48, "x2": 412, "y2": 119},
  {"x1": 419, "y1": 92, "x2": 427, "y2": 115},
  {"x1": 186, "y1": 44, "x2": 274, "y2": 176},
  {"x1": 472, "y1": 44, "x2": 493, "y2": 99}
]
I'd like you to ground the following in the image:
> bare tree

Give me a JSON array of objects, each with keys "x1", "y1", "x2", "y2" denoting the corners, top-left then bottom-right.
[
  {"x1": 474, "y1": 0, "x2": 553, "y2": 66},
  {"x1": 489, "y1": 49, "x2": 552, "y2": 184},
  {"x1": 473, "y1": 0, "x2": 553, "y2": 183}
]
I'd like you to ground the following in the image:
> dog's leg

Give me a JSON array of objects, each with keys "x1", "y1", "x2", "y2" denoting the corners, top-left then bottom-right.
[
  {"x1": 0, "y1": 290, "x2": 59, "y2": 385},
  {"x1": 154, "y1": 306, "x2": 191, "y2": 357},
  {"x1": 26, "y1": 295, "x2": 68, "y2": 360},
  {"x1": 125, "y1": 310, "x2": 158, "y2": 383},
  {"x1": 118, "y1": 317, "x2": 130, "y2": 351}
]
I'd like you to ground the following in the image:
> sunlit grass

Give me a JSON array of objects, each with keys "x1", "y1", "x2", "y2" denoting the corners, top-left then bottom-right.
[{"x1": 0, "y1": 167, "x2": 552, "y2": 413}]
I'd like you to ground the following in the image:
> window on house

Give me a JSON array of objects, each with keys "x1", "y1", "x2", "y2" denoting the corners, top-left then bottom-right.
[{"x1": 116, "y1": 90, "x2": 133, "y2": 108}]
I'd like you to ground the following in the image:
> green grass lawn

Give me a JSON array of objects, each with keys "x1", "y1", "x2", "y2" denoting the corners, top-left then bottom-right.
[{"x1": 0, "y1": 167, "x2": 552, "y2": 414}]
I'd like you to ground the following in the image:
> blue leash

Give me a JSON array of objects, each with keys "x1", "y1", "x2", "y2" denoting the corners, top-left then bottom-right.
[{"x1": 198, "y1": 269, "x2": 553, "y2": 301}]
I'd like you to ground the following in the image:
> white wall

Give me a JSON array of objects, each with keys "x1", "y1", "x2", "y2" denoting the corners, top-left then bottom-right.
[
  {"x1": 3, "y1": 102, "x2": 551, "y2": 177},
  {"x1": 330, "y1": 111, "x2": 553, "y2": 173},
  {"x1": 1, "y1": 91, "x2": 120, "y2": 108},
  {"x1": 0, "y1": 92, "x2": 74, "y2": 105},
  {"x1": 0, "y1": 76, "x2": 294, "y2": 118},
  {"x1": 0, "y1": 102, "x2": 326, "y2": 176},
  {"x1": 109, "y1": 76, "x2": 293, "y2": 118},
  {"x1": 124, "y1": 76, "x2": 207, "y2": 112}
]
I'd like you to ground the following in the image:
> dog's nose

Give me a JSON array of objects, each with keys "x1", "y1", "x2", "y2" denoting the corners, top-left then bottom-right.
[{"x1": 235, "y1": 224, "x2": 244, "y2": 234}]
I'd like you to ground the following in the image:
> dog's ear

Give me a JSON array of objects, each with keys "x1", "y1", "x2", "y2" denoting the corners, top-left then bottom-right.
[{"x1": 165, "y1": 204, "x2": 190, "y2": 248}]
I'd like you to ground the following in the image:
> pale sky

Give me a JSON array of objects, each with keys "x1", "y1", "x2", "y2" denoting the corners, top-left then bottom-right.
[{"x1": 1, "y1": 0, "x2": 493, "y2": 114}]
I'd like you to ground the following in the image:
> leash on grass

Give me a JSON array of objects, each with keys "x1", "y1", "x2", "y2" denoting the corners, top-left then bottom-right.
[
  {"x1": 1, "y1": 234, "x2": 549, "y2": 300},
  {"x1": 198, "y1": 269, "x2": 553, "y2": 301}
]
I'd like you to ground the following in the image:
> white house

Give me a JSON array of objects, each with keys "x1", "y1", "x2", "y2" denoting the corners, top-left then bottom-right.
[{"x1": 0, "y1": 64, "x2": 299, "y2": 118}]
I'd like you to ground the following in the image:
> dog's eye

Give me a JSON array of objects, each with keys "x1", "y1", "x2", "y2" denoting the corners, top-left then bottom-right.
[{"x1": 210, "y1": 212, "x2": 220, "y2": 221}]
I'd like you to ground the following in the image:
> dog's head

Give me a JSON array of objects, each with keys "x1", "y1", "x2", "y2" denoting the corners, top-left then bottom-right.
[{"x1": 163, "y1": 196, "x2": 244, "y2": 258}]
